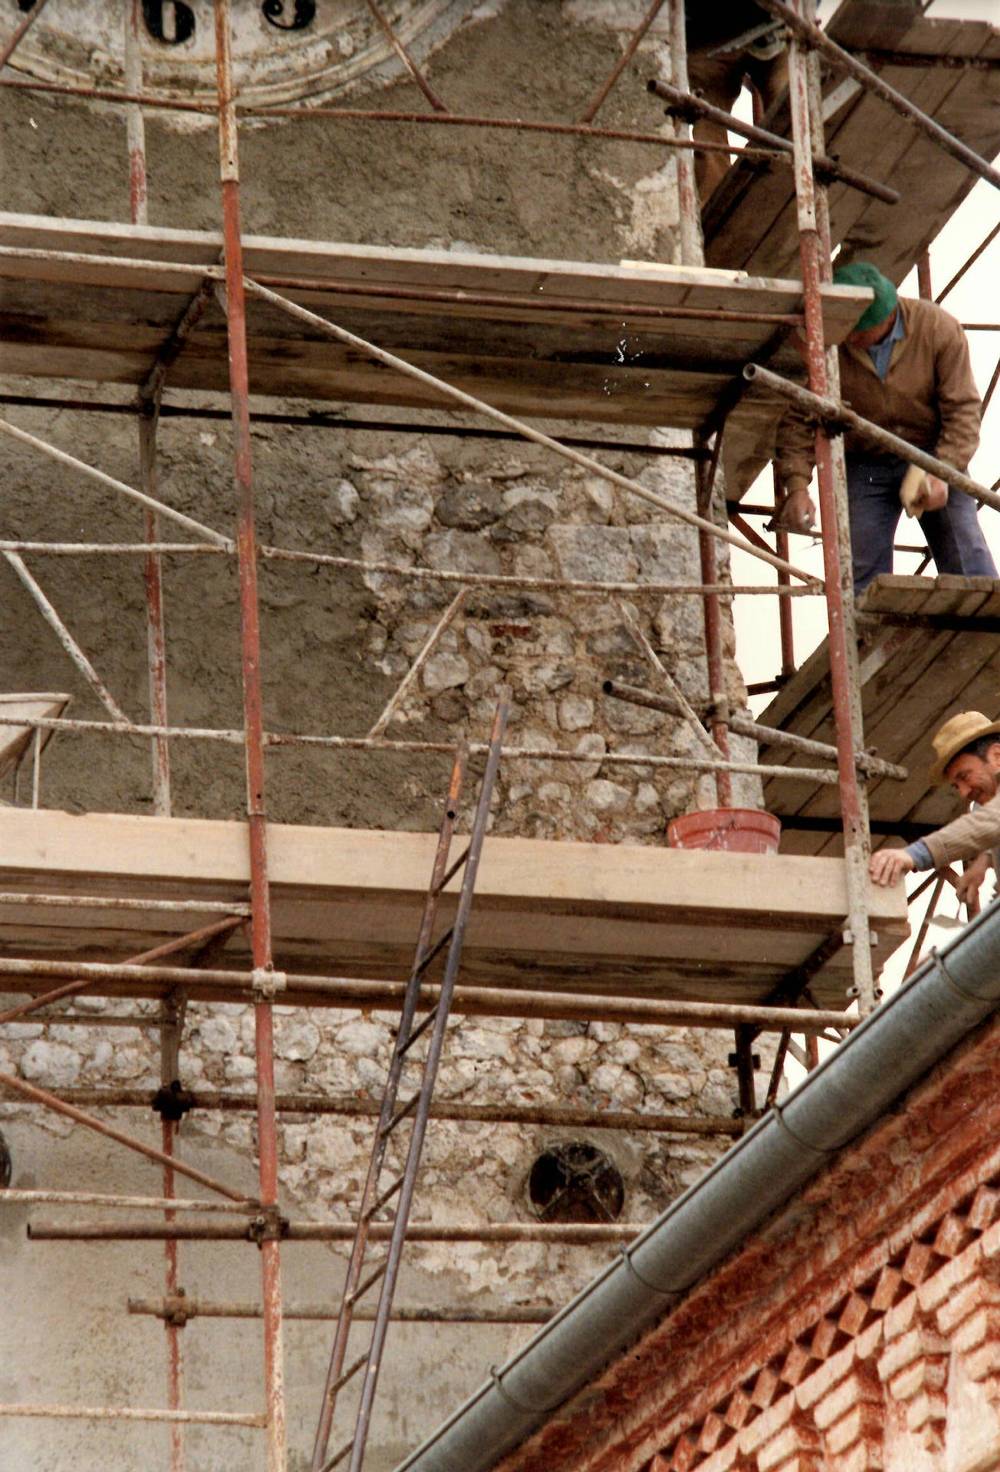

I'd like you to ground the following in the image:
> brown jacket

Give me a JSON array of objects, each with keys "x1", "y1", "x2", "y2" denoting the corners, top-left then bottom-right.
[
  {"x1": 776, "y1": 296, "x2": 982, "y2": 485},
  {"x1": 923, "y1": 792, "x2": 1000, "y2": 872}
]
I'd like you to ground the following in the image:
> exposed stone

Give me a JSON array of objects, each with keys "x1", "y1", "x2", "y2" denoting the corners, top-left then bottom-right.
[
  {"x1": 497, "y1": 485, "x2": 559, "y2": 537},
  {"x1": 275, "y1": 1019, "x2": 321, "y2": 1063},
  {"x1": 585, "y1": 779, "x2": 631, "y2": 812},
  {"x1": 425, "y1": 528, "x2": 502, "y2": 576},
  {"x1": 422, "y1": 652, "x2": 470, "y2": 693},
  {"x1": 549, "y1": 525, "x2": 638, "y2": 583},
  {"x1": 434, "y1": 482, "x2": 504, "y2": 529},
  {"x1": 20, "y1": 1040, "x2": 81, "y2": 1088},
  {"x1": 572, "y1": 732, "x2": 607, "y2": 781},
  {"x1": 324, "y1": 478, "x2": 360, "y2": 525},
  {"x1": 558, "y1": 694, "x2": 594, "y2": 731},
  {"x1": 197, "y1": 1016, "x2": 238, "y2": 1053}
]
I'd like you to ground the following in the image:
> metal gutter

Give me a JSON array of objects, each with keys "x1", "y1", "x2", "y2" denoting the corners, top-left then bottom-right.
[{"x1": 393, "y1": 896, "x2": 1000, "y2": 1472}]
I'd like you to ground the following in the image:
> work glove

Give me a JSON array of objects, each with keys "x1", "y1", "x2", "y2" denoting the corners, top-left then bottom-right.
[{"x1": 899, "y1": 464, "x2": 948, "y2": 519}]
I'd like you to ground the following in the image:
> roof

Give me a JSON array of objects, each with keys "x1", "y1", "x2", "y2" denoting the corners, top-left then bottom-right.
[{"x1": 393, "y1": 892, "x2": 1000, "y2": 1472}]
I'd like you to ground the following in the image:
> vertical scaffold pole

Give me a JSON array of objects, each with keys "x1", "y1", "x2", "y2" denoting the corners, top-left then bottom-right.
[
  {"x1": 212, "y1": 4, "x2": 287, "y2": 1467},
  {"x1": 124, "y1": 0, "x2": 171, "y2": 817},
  {"x1": 787, "y1": 5, "x2": 874, "y2": 1012},
  {"x1": 669, "y1": 0, "x2": 701, "y2": 267},
  {"x1": 695, "y1": 436, "x2": 732, "y2": 807}
]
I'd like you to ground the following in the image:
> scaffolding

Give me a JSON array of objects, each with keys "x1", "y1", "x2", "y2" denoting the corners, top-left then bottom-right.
[{"x1": 0, "y1": 1, "x2": 997, "y2": 1468}]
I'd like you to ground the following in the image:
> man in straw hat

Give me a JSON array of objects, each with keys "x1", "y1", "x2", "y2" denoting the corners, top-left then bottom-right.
[
  {"x1": 869, "y1": 709, "x2": 1000, "y2": 908},
  {"x1": 773, "y1": 262, "x2": 995, "y2": 596}
]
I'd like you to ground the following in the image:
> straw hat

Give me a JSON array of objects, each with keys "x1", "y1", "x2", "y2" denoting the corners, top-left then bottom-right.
[{"x1": 929, "y1": 709, "x2": 1000, "y2": 785}]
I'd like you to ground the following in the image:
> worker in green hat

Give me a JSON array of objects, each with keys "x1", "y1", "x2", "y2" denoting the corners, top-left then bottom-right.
[{"x1": 774, "y1": 260, "x2": 994, "y2": 595}]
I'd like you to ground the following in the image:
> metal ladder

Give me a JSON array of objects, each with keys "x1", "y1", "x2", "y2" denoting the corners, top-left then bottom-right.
[{"x1": 311, "y1": 694, "x2": 509, "y2": 1472}]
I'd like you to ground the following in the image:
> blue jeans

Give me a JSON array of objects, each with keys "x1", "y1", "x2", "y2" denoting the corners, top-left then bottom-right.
[{"x1": 847, "y1": 455, "x2": 997, "y2": 596}]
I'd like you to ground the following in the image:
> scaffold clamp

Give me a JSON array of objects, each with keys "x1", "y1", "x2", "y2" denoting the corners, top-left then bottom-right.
[{"x1": 251, "y1": 968, "x2": 287, "y2": 1003}]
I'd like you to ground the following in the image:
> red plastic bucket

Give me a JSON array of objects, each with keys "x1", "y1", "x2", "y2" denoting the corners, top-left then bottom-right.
[{"x1": 666, "y1": 808, "x2": 781, "y2": 855}]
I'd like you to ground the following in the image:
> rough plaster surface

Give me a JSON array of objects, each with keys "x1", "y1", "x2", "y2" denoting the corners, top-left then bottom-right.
[{"x1": 0, "y1": 6, "x2": 764, "y2": 1468}]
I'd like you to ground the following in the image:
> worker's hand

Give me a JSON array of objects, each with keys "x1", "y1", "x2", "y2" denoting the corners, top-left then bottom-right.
[
  {"x1": 869, "y1": 847, "x2": 915, "y2": 887},
  {"x1": 955, "y1": 852, "x2": 990, "y2": 917},
  {"x1": 923, "y1": 474, "x2": 949, "y2": 513},
  {"x1": 773, "y1": 476, "x2": 816, "y2": 534}
]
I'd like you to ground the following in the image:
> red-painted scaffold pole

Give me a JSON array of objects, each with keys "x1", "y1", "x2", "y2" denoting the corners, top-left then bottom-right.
[
  {"x1": 786, "y1": 4, "x2": 874, "y2": 1012},
  {"x1": 212, "y1": 4, "x2": 286, "y2": 1467}
]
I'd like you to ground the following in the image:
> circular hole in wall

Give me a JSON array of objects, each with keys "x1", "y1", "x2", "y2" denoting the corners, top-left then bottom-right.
[{"x1": 527, "y1": 1142, "x2": 624, "y2": 1224}]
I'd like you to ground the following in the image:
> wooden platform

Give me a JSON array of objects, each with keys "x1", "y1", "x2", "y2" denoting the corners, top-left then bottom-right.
[
  {"x1": 0, "y1": 212, "x2": 868, "y2": 431},
  {"x1": 704, "y1": 2, "x2": 1000, "y2": 285},
  {"x1": 0, "y1": 808, "x2": 908, "y2": 1008},
  {"x1": 757, "y1": 575, "x2": 1000, "y2": 857}
]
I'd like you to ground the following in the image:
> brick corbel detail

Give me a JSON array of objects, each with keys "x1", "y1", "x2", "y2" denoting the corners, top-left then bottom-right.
[
  {"x1": 752, "y1": 1406, "x2": 824, "y2": 1472},
  {"x1": 877, "y1": 1292, "x2": 949, "y2": 1452},
  {"x1": 936, "y1": 1216, "x2": 1000, "y2": 1404},
  {"x1": 808, "y1": 1361, "x2": 885, "y2": 1472}
]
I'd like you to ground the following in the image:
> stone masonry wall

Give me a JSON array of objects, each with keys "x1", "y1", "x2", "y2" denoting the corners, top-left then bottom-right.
[{"x1": 0, "y1": 5, "x2": 763, "y2": 1469}]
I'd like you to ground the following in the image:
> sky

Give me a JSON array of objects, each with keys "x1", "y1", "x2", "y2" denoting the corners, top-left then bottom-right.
[{"x1": 722, "y1": 1, "x2": 1000, "y2": 1005}]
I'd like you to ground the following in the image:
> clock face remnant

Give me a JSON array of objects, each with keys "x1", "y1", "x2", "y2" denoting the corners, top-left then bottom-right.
[{"x1": 7, "y1": 1, "x2": 475, "y2": 106}]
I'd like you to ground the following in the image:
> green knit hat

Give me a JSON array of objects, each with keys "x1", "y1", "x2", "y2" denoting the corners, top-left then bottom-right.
[{"x1": 833, "y1": 261, "x2": 898, "y2": 332}]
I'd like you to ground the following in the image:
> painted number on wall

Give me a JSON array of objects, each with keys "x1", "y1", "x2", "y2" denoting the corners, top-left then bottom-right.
[{"x1": 137, "y1": 0, "x2": 316, "y2": 43}]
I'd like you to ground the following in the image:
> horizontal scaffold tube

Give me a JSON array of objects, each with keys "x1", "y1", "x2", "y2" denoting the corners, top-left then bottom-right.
[
  {"x1": 128, "y1": 1296, "x2": 555, "y2": 1324},
  {"x1": 744, "y1": 363, "x2": 1000, "y2": 513},
  {"x1": 0, "y1": 714, "x2": 842, "y2": 784},
  {"x1": 602, "y1": 680, "x2": 907, "y2": 780},
  {"x1": 53, "y1": 1087, "x2": 742, "y2": 1137},
  {"x1": 30, "y1": 1220, "x2": 645, "y2": 1244},
  {"x1": 0, "y1": 958, "x2": 858, "y2": 1034}
]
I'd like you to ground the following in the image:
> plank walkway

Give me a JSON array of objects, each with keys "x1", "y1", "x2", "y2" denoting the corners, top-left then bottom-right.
[
  {"x1": 757, "y1": 574, "x2": 1000, "y2": 857},
  {"x1": 0, "y1": 212, "x2": 866, "y2": 430},
  {"x1": 0, "y1": 808, "x2": 908, "y2": 1008},
  {"x1": 704, "y1": 1, "x2": 1000, "y2": 285}
]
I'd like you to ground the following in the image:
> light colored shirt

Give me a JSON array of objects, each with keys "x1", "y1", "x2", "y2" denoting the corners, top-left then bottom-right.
[{"x1": 867, "y1": 308, "x2": 905, "y2": 381}]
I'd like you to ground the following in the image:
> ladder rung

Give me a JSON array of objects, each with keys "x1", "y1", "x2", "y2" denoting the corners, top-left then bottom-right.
[
  {"x1": 413, "y1": 925, "x2": 454, "y2": 978},
  {"x1": 363, "y1": 1172, "x2": 404, "y2": 1221},
  {"x1": 432, "y1": 842, "x2": 471, "y2": 895},
  {"x1": 396, "y1": 1005, "x2": 438, "y2": 1058},
  {"x1": 380, "y1": 1092, "x2": 420, "y2": 1138},
  {"x1": 328, "y1": 1350, "x2": 370, "y2": 1399},
  {"x1": 319, "y1": 1435, "x2": 354, "y2": 1472},
  {"x1": 346, "y1": 1257, "x2": 388, "y2": 1307}
]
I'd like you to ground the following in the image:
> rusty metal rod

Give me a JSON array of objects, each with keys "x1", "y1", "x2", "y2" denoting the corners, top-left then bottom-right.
[
  {"x1": 580, "y1": 0, "x2": 667, "y2": 122},
  {"x1": 241, "y1": 102, "x2": 783, "y2": 157},
  {"x1": 0, "y1": 958, "x2": 858, "y2": 1033},
  {"x1": 755, "y1": 0, "x2": 1000, "y2": 191},
  {"x1": 0, "y1": 1403, "x2": 265, "y2": 1427},
  {"x1": 0, "y1": 1189, "x2": 254, "y2": 1214},
  {"x1": 0, "y1": 544, "x2": 821, "y2": 597},
  {"x1": 0, "y1": 0, "x2": 54, "y2": 68},
  {"x1": 0, "y1": 418, "x2": 231, "y2": 546},
  {"x1": 30, "y1": 1220, "x2": 646, "y2": 1244},
  {"x1": 0, "y1": 714, "x2": 842, "y2": 781},
  {"x1": 129, "y1": 1296, "x2": 555, "y2": 1324},
  {"x1": 647, "y1": 78, "x2": 900, "y2": 204},
  {"x1": 601, "y1": 680, "x2": 906, "y2": 779},
  {"x1": 243, "y1": 276, "x2": 819, "y2": 586},
  {"x1": 2, "y1": 552, "x2": 130, "y2": 722},
  {"x1": 0, "y1": 917, "x2": 243, "y2": 1028},
  {"x1": 367, "y1": 590, "x2": 466, "y2": 739},
  {"x1": 362, "y1": 0, "x2": 448, "y2": 111},
  {"x1": 0, "y1": 1071, "x2": 251, "y2": 1202},
  {"x1": 213, "y1": 3, "x2": 286, "y2": 1466},
  {"x1": 936, "y1": 221, "x2": 1000, "y2": 305},
  {"x1": 744, "y1": 362, "x2": 1000, "y2": 513},
  {"x1": 53, "y1": 1087, "x2": 742, "y2": 1136},
  {"x1": 0, "y1": 891, "x2": 250, "y2": 916}
]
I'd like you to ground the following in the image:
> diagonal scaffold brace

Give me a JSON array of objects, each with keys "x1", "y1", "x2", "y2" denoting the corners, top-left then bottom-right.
[{"x1": 311, "y1": 693, "x2": 510, "y2": 1472}]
